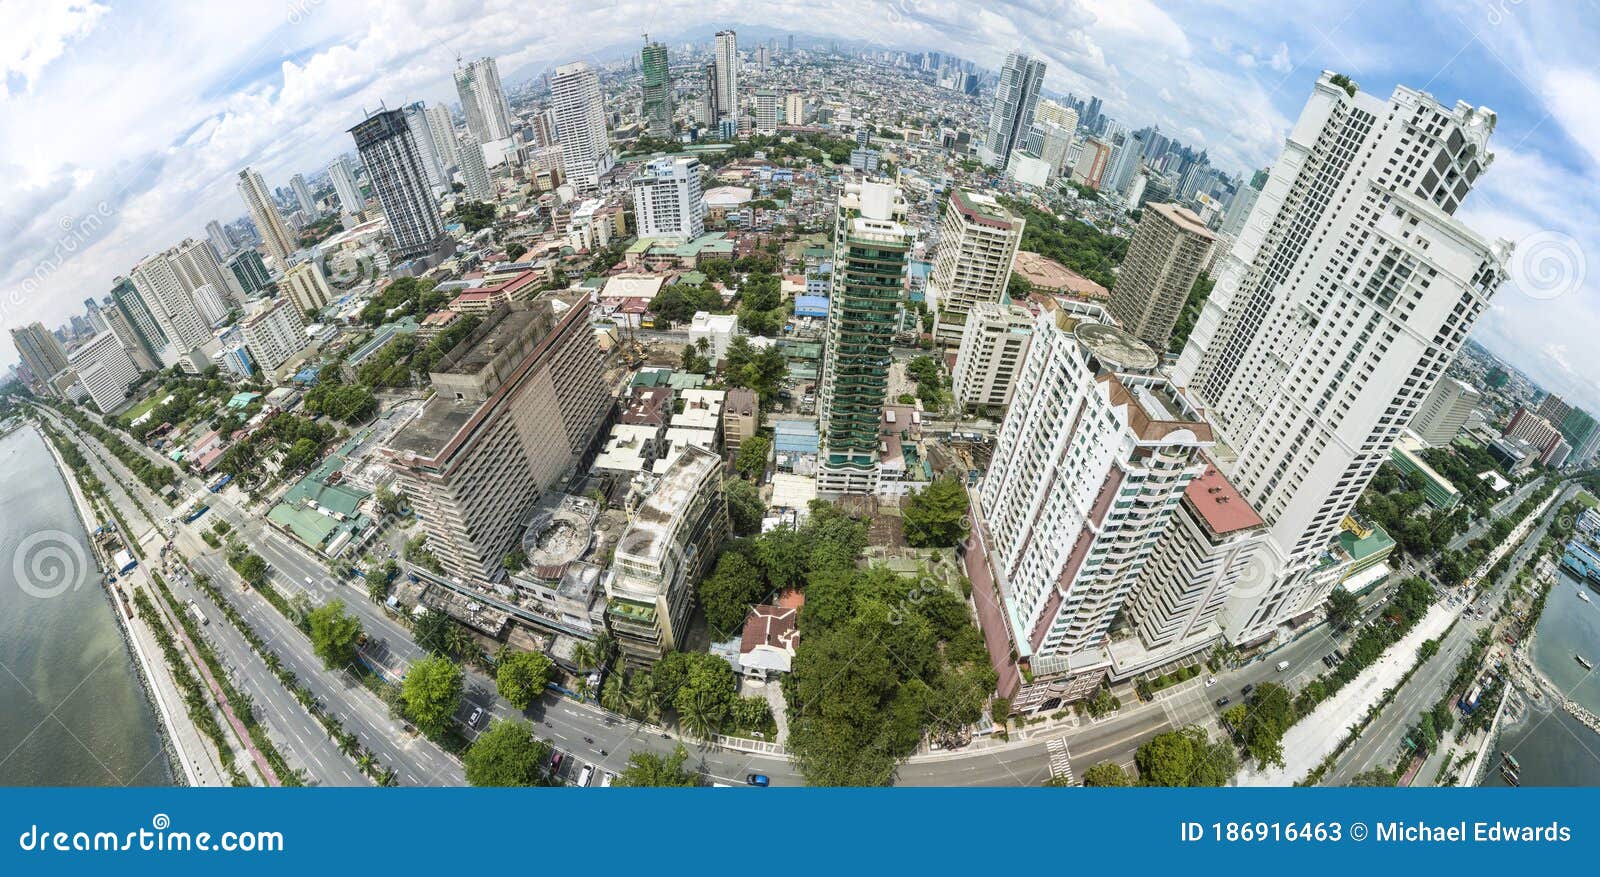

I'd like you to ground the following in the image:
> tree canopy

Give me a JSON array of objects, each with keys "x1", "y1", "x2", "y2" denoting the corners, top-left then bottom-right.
[
  {"x1": 306, "y1": 599, "x2": 363, "y2": 670},
  {"x1": 495, "y1": 650, "x2": 556, "y2": 710},
  {"x1": 902, "y1": 478, "x2": 970, "y2": 548},
  {"x1": 612, "y1": 744, "x2": 698, "y2": 787},
  {"x1": 402, "y1": 654, "x2": 463, "y2": 737},
  {"x1": 464, "y1": 719, "x2": 552, "y2": 786},
  {"x1": 1135, "y1": 726, "x2": 1238, "y2": 787}
]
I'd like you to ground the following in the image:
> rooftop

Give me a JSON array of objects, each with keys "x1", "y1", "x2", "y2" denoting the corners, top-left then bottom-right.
[{"x1": 1184, "y1": 462, "x2": 1264, "y2": 535}]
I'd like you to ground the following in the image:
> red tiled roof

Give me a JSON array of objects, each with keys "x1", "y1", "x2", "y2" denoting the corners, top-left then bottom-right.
[{"x1": 740, "y1": 605, "x2": 798, "y2": 654}]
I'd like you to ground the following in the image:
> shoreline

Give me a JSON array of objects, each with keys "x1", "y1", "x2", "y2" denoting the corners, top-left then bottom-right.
[{"x1": 28, "y1": 420, "x2": 192, "y2": 787}]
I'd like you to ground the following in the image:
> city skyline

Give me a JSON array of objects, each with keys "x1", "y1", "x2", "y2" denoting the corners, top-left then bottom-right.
[{"x1": 1, "y1": 2, "x2": 1597, "y2": 409}]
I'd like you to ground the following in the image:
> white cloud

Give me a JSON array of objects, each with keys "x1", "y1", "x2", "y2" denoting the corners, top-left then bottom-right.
[{"x1": 0, "y1": 0, "x2": 108, "y2": 100}]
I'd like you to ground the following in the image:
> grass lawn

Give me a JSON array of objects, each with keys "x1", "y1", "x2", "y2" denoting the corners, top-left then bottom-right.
[
  {"x1": 118, "y1": 391, "x2": 165, "y2": 425},
  {"x1": 1577, "y1": 490, "x2": 1599, "y2": 510}
]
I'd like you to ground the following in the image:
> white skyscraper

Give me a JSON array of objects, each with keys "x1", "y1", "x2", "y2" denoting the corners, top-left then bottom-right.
[
  {"x1": 928, "y1": 189, "x2": 1025, "y2": 346},
  {"x1": 404, "y1": 102, "x2": 448, "y2": 190},
  {"x1": 425, "y1": 104, "x2": 456, "y2": 170},
  {"x1": 978, "y1": 51, "x2": 1046, "y2": 170},
  {"x1": 1408, "y1": 376, "x2": 1482, "y2": 447},
  {"x1": 240, "y1": 297, "x2": 308, "y2": 373},
  {"x1": 290, "y1": 173, "x2": 317, "y2": 217},
  {"x1": 550, "y1": 61, "x2": 613, "y2": 193},
  {"x1": 1174, "y1": 72, "x2": 1512, "y2": 645},
  {"x1": 979, "y1": 301, "x2": 1213, "y2": 703},
  {"x1": 784, "y1": 90, "x2": 805, "y2": 125},
  {"x1": 454, "y1": 57, "x2": 514, "y2": 144},
  {"x1": 236, "y1": 167, "x2": 297, "y2": 266},
  {"x1": 171, "y1": 237, "x2": 240, "y2": 308},
  {"x1": 714, "y1": 30, "x2": 739, "y2": 122},
  {"x1": 754, "y1": 89, "x2": 779, "y2": 134},
  {"x1": 328, "y1": 156, "x2": 363, "y2": 214},
  {"x1": 632, "y1": 156, "x2": 706, "y2": 241},
  {"x1": 128, "y1": 251, "x2": 210, "y2": 357},
  {"x1": 457, "y1": 132, "x2": 493, "y2": 201},
  {"x1": 205, "y1": 220, "x2": 233, "y2": 259},
  {"x1": 68, "y1": 331, "x2": 140, "y2": 414}
]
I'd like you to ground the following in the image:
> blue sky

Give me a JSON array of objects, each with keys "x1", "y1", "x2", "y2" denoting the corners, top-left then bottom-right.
[{"x1": 3, "y1": 0, "x2": 1598, "y2": 410}]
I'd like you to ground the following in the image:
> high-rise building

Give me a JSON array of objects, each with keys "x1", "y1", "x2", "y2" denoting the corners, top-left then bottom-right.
[
  {"x1": 1102, "y1": 129, "x2": 1146, "y2": 197},
  {"x1": 1219, "y1": 172, "x2": 1265, "y2": 237},
  {"x1": 239, "y1": 296, "x2": 307, "y2": 372},
  {"x1": 1174, "y1": 73, "x2": 1510, "y2": 645},
  {"x1": 631, "y1": 156, "x2": 706, "y2": 241},
  {"x1": 817, "y1": 181, "x2": 911, "y2": 495},
  {"x1": 928, "y1": 189, "x2": 1025, "y2": 346},
  {"x1": 383, "y1": 295, "x2": 612, "y2": 585},
  {"x1": 1068, "y1": 136, "x2": 1112, "y2": 190},
  {"x1": 425, "y1": 104, "x2": 456, "y2": 171},
  {"x1": 606, "y1": 445, "x2": 729, "y2": 664},
  {"x1": 349, "y1": 109, "x2": 446, "y2": 260},
  {"x1": 128, "y1": 250, "x2": 211, "y2": 356},
  {"x1": 641, "y1": 38, "x2": 673, "y2": 138},
  {"x1": 225, "y1": 249, "x2": 272, "y2": 297},
  {"x1": 1129, "y1": 461, "x2": 1266, "y2": 652},
  {"x1": 784, "y1": 90, "x2": 805, "y2": 125},
  {"x1": 951, "y1": 300, "x2": 1033, "y2": 411},
  {"x1": 699, "y1": 62, "x2": 720, "y2": 127},
  {"x1": 530, "y1": 108, "x2": 558, "y2": 149},
  {"x1": 109, "y1": 276, "x2": 169, "y2": 367},
  {"x1": 171, "y1": 237, "x2": 241, "y2": 308},
  {"x1": 979, "y1": 301, "x2": 1213, "y2": 702},
  {"x1": 189, "y1": 283, "x2": 230, "y2": 328},
  {"x1": 713, "y1": 30, "x2": 739, "y2": 122},
  {"x1": 1107, "y1": 203, "x2": 1217, "y2": 352},
  {"x1": 10, "y1": 322, "x2": 69, "y2": 389},
  {"x1": 1536, "y1": 393, "x2": 1572, "y2": 430},
  {"x1": 457, "y1": 132, "x2": 493, "y2": 201},
  {"x1": 1035, "y1": 98, "x2": 1078, "y2": 132},
  {"x1": 403, "y1": 102, "x2": 448, "y2": 190},
  {"x1": 1409, "y1": 376, "x2": 1482, "y2": 446},
  {"x1": 550, "y1": 62, "x2": 613, "y2": 193},
  {"x1": 290, "y1": 173, "x2": 317, "y2": 217},
  {"x1": 454, "y1": 57, "x2": 514, "y2": 144},
  {"x1": 754, "y1": 89, "x2": 779, "y2": 135},
  {"x1": 280, "y1": 262, "x2": 332, "y2": 315},
  {"x1": 68, "y1": 331, "x2": 140, "y2": 413},
  {"x1": 205, "y1": 219, "x2": 234, "y2": 259},
  {"x1": 100, "y1": 296, "x2": 160, "y2": 373},
  {"x1": 979, "y1": 51, "x2": 1046, "y2": 170},
  {"x1": 327, "y1": 156, "x2": 363, "y2": 214},
  {"x1": 236, "y1": 167, "x2": 297, "y2": 266}
]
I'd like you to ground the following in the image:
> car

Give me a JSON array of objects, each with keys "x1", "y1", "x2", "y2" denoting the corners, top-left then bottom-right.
[
  {"x1": 576, "y1": 764, "x2": 595, "y2": 787},
  {"x1": 549, "y1": 752, "x2": 564, "y2": 773},
  {"x1": 1241, "y1": 684, "x2": 1255, "y2": 696},
  {"x1": 1215, "y1": 697, "x2": 1230, "y2": 707},
  {"x1": 1204, "y1": 676, "x2": 1217, "y2": 687},
  {"x1": 468, "y1": 707, "x2": 483, "y2": 728},
  {"x1": 746, "y1": 773, "x2": 770, "y2": 787},
  {"x1": 304, "y1": 576, "x2": 314, "y2": 586},
  {"x1": 1276, "y1": 660, "x2": 1290, "y2": 672}
]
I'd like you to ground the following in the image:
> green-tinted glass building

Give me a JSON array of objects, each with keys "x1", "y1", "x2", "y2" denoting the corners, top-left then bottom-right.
[
  {"x1": 817, "y1": 181, "x2": 910, "y2": 494},
  {"x1": 641, "y1": 39, "x2": 672, "y2": 138}
]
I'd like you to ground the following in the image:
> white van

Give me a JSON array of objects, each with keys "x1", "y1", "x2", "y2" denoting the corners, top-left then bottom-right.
[
  {"x1": 1276, "y1": 660, "x2": 1290, "y2": 672},
  {"x1": 577, "y1": 764, "x2": 596, "y2": 787}
]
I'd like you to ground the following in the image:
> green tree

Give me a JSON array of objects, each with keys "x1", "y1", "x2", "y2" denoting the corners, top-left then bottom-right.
[
  {"x1": 754, "y1": 525, "x2": 808, "y2": 592},
  {"x1": 1325, "y1": 587, "x2": 1360, "y2": 629},
  {"x1": 365, "y1": 565, "x2": 391, "y2": 603},
  {"x1": 1348, "y1": 768, "x2": 1396, "y2": 787},
  {"x1": 735, "y1": 434, "x2": 771, "y2": 481},
  {"x1": 306, "y1": 600, "x2": 363, "y2": 670},
  {"x1": 697, "y1": 551, "x2": 765, "y2": 635},
  {"x1": 902, "y1": 477, "x2": 970, "y2": 548},
  {"x1": 612, "y1": 744, "x2": 698, "y2": 786},
  {"x1": 464, "y1": 719, "x2": 552, "y2": 786},
  {"x1": 724, "y1": 478, "x2": 764, "y2": 536},
  {"x1": 402, "y1": 654, "x2": 463, "y2": 736},
  {"x1": 1239, "y1": 683, "x2": 1295, "y2": 769},
  {"x1": 672, "y1": 653, "x2": 738, "y2": 738},
  {"x1": 496, "y1": 650, "x2": 556, "y2": 710},
  {"x1": 1081, "y1": 761, "x2": 1133, "y2": 787},
  {"x1": 1135, "y1": 726, "x2": 1238, "y2": 787}
]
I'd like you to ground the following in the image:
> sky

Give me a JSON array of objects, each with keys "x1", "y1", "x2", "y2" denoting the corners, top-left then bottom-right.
[{"x1": 3, "y1": 0, "x2": 1599, "y2": 410}]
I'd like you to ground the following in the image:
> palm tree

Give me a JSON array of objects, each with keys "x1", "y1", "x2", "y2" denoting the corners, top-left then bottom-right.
[
  {"x1": 624, "y1": 672, "x2": 657, "y2": 723},
  {"x1": 679, "y1": 690, "x2": 718, "y2": 741},
  {"x1": 571, "y1": 642, "x2": 597, "y2": 673},
  {"x1": 600, "y1": 673, "x2": 627, "y2": 714},
  {"x1": 592, "y1": 632, "x2": 617, "y2": 668},
  {"x1": 573, "y1": 674, "x2": 593, "y2": 702}
]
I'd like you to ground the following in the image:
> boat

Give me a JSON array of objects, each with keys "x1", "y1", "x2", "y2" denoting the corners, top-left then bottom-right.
[
  {"x1": 1578, "y1": 654, "x2": 1594, "y2": 670},
  {"x1": 1503, "y1": 752, "x2": 1521, "y2": 772},
  {"x1": 1580, "y1": 589, "x2": 1592, "y2": 603},
  {"x1": 1501, "y1": 765, "x2": 1521, "y2": 786}
]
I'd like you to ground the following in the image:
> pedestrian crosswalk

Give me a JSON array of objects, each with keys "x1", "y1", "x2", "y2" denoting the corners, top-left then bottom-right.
[{"x1": 1047, "y1": 738, "x2": 1074, "y2": 785}]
